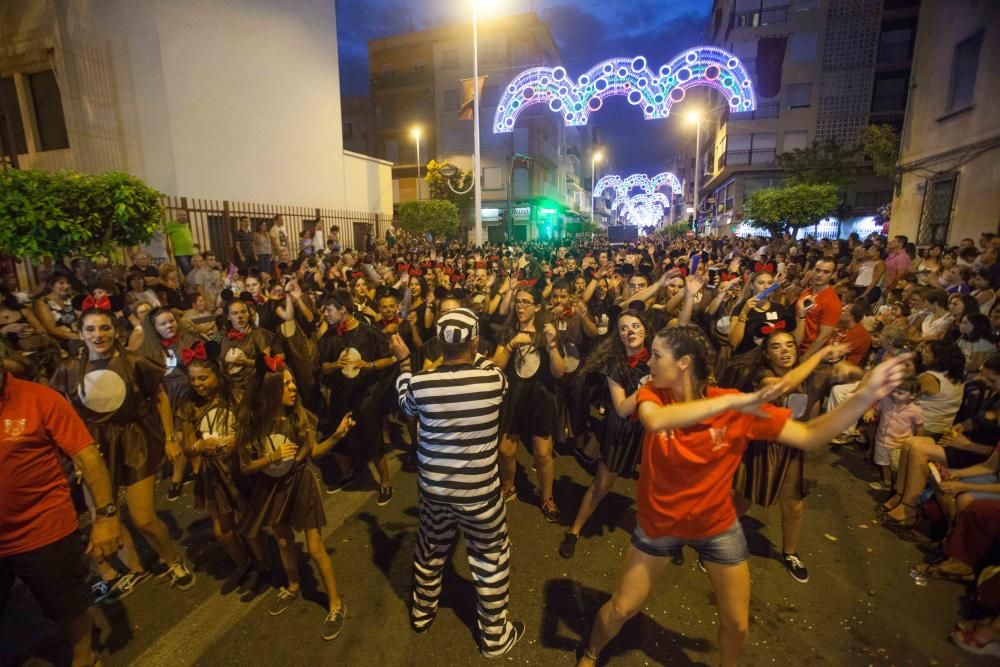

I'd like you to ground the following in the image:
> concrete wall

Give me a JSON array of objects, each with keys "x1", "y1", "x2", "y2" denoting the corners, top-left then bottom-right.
[
  {"x1": 892, "y1": 0, "x2": 1000, "y2": 243},
  {"x1": 343, "y1": 150, "x2": 393, "y2": 214}
]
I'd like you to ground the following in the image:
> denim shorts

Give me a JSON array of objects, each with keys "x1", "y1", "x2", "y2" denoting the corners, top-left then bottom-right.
[
  {"x1": 964, "y1": 474, "x2": 1000, "y2": 501},
  {"x1": 631, "y1": 520, "x2": 749, "y2": 565}
]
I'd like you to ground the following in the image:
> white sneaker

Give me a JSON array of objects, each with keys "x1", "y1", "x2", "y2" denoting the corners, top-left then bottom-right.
[
  {"x1": 165, "y1": 561, "x2": 196, "y2": 591},
  {"x1": 868, "y1": 481, "x2": 892, "y2": 491}
]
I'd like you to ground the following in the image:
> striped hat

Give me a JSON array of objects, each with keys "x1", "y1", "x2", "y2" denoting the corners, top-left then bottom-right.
[{"x1": 436, "y1": 308, "x2": 479, "y2": 344}]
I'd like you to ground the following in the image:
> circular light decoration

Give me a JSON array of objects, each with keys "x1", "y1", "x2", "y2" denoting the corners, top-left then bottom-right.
[
  {"x1": 594, "y1": 171, "x2": 683, "y2": 228},
  {"x1": 493, "y1": 47, "x2": 756, "y2": 132}
]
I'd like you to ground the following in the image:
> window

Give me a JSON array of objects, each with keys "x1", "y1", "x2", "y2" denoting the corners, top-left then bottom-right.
[
  {"x1": 871, "y1": 73, "x2": 908, "y2": 112},
  {"x1": 384, "y1": 140, "x2": 398, "y2": 162},
  {"x1": 946, "y1": 31, "x2": 982, "y2": 113},
  {"x1": 786, "y1": 82, "x2": 812, "y2": 108},
  {"x1": 788, "y1": 34, "x2": 816, "y2": 62},
  {"x1": 442, "y1": 48, "x2": 459, "y2": 70},
  {"x1": 443, "y1": 89, "x2": 460, "y2": 113},
  {"x1": 483, "y1": 166, "x2": 503, "y2": 189},
  {"x1": 782, "y1": 130, "x2": 808, "y2": 152},
  {"x1": 917, "y1": 174, "x2": 957, "y2": 245},
  {"x1": 512, "y1": 42, "x2": 531, "y2": 67},
  {"x1": 877, "y1": 26, "x2": 913, "y2": 62},
  {"x1": 28, "y1": 70, "x2": 69, "y2": 151},
  {"x1": 411, "y1": 59, "x2": 426, "y2": 72},
  {"x1": 0, "y1": 77, "x2": 27, "y2": 155}
]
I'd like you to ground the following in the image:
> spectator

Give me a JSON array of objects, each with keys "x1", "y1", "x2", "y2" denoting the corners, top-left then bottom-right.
[
  {"x1": 252, "y1": 221, "x2": 273, "y2": 275},
  {"x1": 865, "y1": 375, "x2": 923, "y2": 491},
  {"x1": 234, "y1": 217, "x2": 255, "y2": 272},
  {"x1": 268, "y1": 215, "x2": 290, "y2": 259},
  {"x1": 794, "y1": 257, "x2": 842, "y2": 360},
  {"x1": 958, "y1": 313, "x2": 995, "y2": 374},
  {"x1": 910, "y1": 288, "x2": 952, "y2": 343},
  {"x1": 835, "y1": 303, "x2": 872, "y2": 366},
  {"x1": 164, "y1": 210, "x2": 196, "y2": 276},
  {"x1": 884, "y1": 235, "x2": 912, "y2": 291},
  {"x1": 129, "y1": 251, "x2": 161, "y2": 287},
  {"x1": 32, "y1": 274, "x2": 79, "y2": 352}
]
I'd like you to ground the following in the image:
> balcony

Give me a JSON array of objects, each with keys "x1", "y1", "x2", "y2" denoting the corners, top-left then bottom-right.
[
  {"x1": 871, "y1": 92, "x2": 907, "y2": 113},
  {"x1": 729, "y1": 100, "x2": 780, "y2": 121},
  {"x1": 877, "y1": 42, "x2": 911, "y2": 63},
  {"x1": 735, "y1": 5, "x2": 788, "y2": 28},
  {"x1": 720, "y1": 148, "x2": 775, "y2": 167}
]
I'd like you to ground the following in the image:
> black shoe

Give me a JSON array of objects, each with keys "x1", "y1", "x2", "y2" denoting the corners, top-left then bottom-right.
[
  {"x1": 238, "y1": 569, "x2": 268, "y2": 603},
  {"x1": 103, "y1": 570, "x2": 152, "y2": 604},
  {"x1": 221, "y1": 561, "x2": 250, "y2": 595},
  {"x1": 782, "y1": 552, "x2": 809, "y2": 583},
  {"x1": 166, "y1": 482, "x2": 183, "y2": 502},
  {"x1": 326, "y1": 473, "x2": 356, "y2": 495},
  {"x1": 482, "y1": 620, "x2": 525, "y2": 658},
  {"x1": 540, "y1": 497, "x2": 560, "y2": 523},
  {"x1": 558, "y1": 532, "x2": 578, "y2": 559},
  {"x1": 322, "y1": 602, "x2": 346, "y2": 640},
  {"x1": 377, "y1": 486, "x2": 393, "y2": 506},
  {"x1": 268, "y1": 587, "x2": 300, "y2": 616}
]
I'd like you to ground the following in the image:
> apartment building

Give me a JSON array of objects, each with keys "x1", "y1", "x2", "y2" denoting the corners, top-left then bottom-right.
[
  {"x1": 369, "y1": 13, "x2": 588, "y2": 242},
  {"x1": 891, "y1": 0, "x2": 999, "y2": 245},
  {"x1": 697, "y1": 0, "x2": 920, "y2": 237}
]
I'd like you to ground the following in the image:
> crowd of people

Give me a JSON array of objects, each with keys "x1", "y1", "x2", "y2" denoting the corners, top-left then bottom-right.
[{"x1": 3, "y1": 217, "x2": 1000, "y2": 664}]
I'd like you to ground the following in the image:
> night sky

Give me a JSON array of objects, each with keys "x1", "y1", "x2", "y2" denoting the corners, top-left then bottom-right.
[{"x1": 336, "y1": 0, "x2": 713, "y2": 176}]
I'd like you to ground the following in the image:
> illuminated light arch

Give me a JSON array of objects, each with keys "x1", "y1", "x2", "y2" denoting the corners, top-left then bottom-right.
[
  {"x1": 595, "y1": 172, "x2": 683, "y2": 202},
  {"x1": 612, "y1": 192, "x2": 670, "y2": 227},
  {"x1": 494, "y1": 47, "x2": 755, "y2": 133}
]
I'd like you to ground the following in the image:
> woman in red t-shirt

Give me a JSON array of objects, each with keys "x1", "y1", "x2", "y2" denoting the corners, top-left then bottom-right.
[{"x1": 578, "y1": 325, "x2": 910, "y2": 667}]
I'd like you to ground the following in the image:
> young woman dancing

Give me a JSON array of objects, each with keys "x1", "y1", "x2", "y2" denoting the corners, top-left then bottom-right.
[{"x1": 577, "y1": 325, "x2": 910, "y2": 667}]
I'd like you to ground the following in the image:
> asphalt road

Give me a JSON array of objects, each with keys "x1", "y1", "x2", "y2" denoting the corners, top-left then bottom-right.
[{"x1": 3, "y1": 441, "x2": 993, "y2": 666}]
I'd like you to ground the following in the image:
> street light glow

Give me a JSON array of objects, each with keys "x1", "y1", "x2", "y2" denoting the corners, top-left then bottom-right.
[
  {"x1": 685, "y1": 110, "x2": 701, "y2": 125},
  {"x1": 593, "y1": 151, "x2": 603, "y2": 163},
  {"x1": 410, "y1": 126, "x2": 421, "y2": 140}
]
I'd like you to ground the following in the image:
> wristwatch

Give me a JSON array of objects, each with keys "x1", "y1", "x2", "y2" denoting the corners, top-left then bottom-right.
[{"x1": 96, "y1": 503, "x2": 118, "y2": 518}]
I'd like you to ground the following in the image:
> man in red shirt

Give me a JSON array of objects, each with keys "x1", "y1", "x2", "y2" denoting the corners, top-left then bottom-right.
[
  {"x1": 836, "y1": 304, "x2": 872, "y2": 366},
  {"x1": 794, "y1": 257, "x2": 842, "y2": 361},
  {"x1": 0, "y1": 346, "x2": 122, "y2": 667}
]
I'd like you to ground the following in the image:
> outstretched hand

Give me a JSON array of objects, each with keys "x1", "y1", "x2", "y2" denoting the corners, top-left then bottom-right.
[
  {"x1": 389, "y1": 333, "x2": 410, "y2": 361},
  {"x1": 858, "y1": 354, "x2": 913, "y2": 402},
  {"x1": 730, "y1": 380, "x2": 793, "y2": 417}
]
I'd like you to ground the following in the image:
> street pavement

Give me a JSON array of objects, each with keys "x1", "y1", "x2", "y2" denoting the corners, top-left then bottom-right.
[{"x1": 3, "y1": 440, "x2": 994, "y2": 666}]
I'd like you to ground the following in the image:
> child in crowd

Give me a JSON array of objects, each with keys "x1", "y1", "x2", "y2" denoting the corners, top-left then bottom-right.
[{"x1": 865, "y1": 376, "x2": 924, "y2": 490}]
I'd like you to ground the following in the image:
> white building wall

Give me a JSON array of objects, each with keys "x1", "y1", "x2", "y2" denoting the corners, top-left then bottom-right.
[{"x1": 343, "y1": 151, "x2": 394, "y2": 214}]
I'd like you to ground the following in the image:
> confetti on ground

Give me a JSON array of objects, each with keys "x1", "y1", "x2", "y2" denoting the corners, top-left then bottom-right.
[{"x1": 824, "y1": 533, "x2": 839, "y2": 541}]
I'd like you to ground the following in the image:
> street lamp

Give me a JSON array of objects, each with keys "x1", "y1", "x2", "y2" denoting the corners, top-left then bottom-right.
[
  {"x1": 685, "y1": 110, "x2": 702, "y2": 232},
  {"x1": 410, "y1": 126, "x2": 422, "y2": 200},
  {"x1": 591, "y1": 150, "x2": 603, "y2": 224},
  {"x1": 470, "y1": 1, "x2": 490, "y2": 246}
]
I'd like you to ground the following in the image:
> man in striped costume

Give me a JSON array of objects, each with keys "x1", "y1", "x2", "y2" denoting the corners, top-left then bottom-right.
[{"x1": 391, "y1": 308, "x2": 525, "y2": 658}]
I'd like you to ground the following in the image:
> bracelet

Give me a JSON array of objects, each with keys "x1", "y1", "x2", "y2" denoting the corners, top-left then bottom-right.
[{"x1": 396, "y1": 354, "x2": 410, "y2": 363}]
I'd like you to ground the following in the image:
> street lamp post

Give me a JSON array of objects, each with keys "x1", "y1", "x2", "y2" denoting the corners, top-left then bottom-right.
[
  {"x1": 686, "y1": 110, "x2": 702, "y2": 233},
  {"x1": 471, "y1": 5, "x2": 483, "y2": 246},
  {"x1": 591, "y1": 150, "x2": 603, "y2": 225},
  {"x1": 410, "y1": 126, "x2": 422, "y2": 200}
]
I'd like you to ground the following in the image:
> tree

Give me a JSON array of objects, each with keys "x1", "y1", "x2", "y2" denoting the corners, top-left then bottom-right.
[
  {"x1": 396, "y1": 199, "x2": 461, "y2": 240},
  {"x1": 0, "y1": 169, "x2": 162, "y2": 262},
  {"x1": 860, "y1": 124, "x2": 901, "y2": 181},
  {"x1": 743, "y1": 183, "x2": 839, "y2": 238},
  {"x1": 777, "y1": 138, "x2": 861, "y2": 192},
  {"x1": 424, "y1": 159, "x2": 474, "y2": 220}
]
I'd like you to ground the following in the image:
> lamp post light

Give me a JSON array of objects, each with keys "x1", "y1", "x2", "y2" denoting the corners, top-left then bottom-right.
[
  {"x1": 471, "y1": 3, "x2": 484, "y2": 246},
  {"x1": 685, "y1": 110, "x2": 702, "y2": 233},
  {"x1": 410, "y1": 126, "x2": 422, "y2": 200},
  {"x1": 591, "y1": 150, "x2": 603, "y2": 224}
]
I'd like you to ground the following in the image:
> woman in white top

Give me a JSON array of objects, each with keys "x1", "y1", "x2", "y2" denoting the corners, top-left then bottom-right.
[
  {"x1": 910, "y1": 288, "x2": 953, "y2": 344},
  {"x1": 915, "y1": 339, "x2": 965, "y2": 435},
  {"x1": 970, "y1": 270, "x2": 997, "y2": 315},
  {"x1": 854, "y1": 245, "x2": 886, "y2": 303},
  {"x1": 958, "y1": 313, "x2": 996, "y2": 374}
]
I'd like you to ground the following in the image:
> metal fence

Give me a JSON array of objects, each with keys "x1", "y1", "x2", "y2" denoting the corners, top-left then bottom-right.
[{"x1": 160, "y1": 196, "x2": 393, "y2": 265}]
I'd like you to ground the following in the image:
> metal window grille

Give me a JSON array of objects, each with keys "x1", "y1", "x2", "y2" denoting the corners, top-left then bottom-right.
[{"x1": 916, "y1": 175, "x2": 957, "y2": 245}]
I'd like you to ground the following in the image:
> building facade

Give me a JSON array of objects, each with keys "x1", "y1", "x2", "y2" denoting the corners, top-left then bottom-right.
[
  {"x1": 0, "y1": 0, "x2": 393, "y2": 251},
  {"x1": 697, "y1": 0, "x2": 919, "y2": 237},
  {"x1": 890, "y1": 0, "x2": 1000, "y2": 245},
  {"x1": 369, "y1": 13, "x2": 589, "y2": 242}
]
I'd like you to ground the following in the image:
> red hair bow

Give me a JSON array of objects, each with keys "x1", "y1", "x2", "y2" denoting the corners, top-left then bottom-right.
[
  {"x1": 408, "y1": 268, "x2": 423, "y2": 277},
  {"x1": 761, "y1": 320, "x2": 788, "y2": 335},
  {"x1": 81, "y1": 294, "x2": 111, "y2": 311},
  {"x1": 227, "y1": 329, "x2": 247, "y2": 341},
  {"x1": 397, "y1": 263, "x2": 411, "y2": 273},
  {"x1": 627, "y1": 348, "x2": 650, "y2": 368},
  {"x1": 475, "y1": 261, "x2": 487, "y2": 269},
  {"x1": 181, "y1": 342, "x2": 207, "y2": 365},
  {"x1": 350, "y1": 271, "x2": 366, "y2": 280},
  {"x1": 263, "y1": 353, "x2": 286, "y2": 372},
  {"x1": 160, "y1": 335, "x2": 179, "y2": 349},
  {"x1": 518, "y1": 278, "x2": 538, "y2": 288}
]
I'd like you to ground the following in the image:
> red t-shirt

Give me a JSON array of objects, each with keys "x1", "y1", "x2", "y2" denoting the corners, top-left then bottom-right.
[
  {"x1": 636, "y1": 385, "x2": 791, "y2": 540},
  {"x1": 798, "y1": 286, "x2": 842, "y2": 353},
  {"x1": 0, "y1": 375, "x2": 95, "y2": 557},
  {"x1": 839, "y1": 323, "x2": 872, "y2": 366}
]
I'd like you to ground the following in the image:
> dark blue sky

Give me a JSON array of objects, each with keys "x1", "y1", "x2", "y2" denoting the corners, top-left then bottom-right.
[{"x1": 336, "y1": 0, "x2": 713, "y2": 175}]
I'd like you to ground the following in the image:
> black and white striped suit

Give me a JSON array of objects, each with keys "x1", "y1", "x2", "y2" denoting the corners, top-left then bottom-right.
[{"x1": 396, "y1": 357, "x2": 517, "y2": 656}]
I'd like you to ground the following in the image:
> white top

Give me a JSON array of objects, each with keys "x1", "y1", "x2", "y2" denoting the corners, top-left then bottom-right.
[
  {"x1": 917, "y1": 370, "x2": 963, "y2": 434},
  {"x1": 921, "y1": 313, "x2": 953, "y2": 339},
  {"x1": 854, "y1": 261, "x2": 879, "y2": 288}
]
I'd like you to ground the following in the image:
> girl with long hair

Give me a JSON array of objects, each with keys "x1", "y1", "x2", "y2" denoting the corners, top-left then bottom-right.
[
  {"x1": 136, "y1": 306, "x2": 201, "y2": 500},
  {"x1": 33, "y1": 273, "x2": 80, "y2": 352},
  {"x1": 50, "y1": 309, "x2": 195, "y2": 602},
  {"x1": 179, "y1": 347, "x2": 269, "y2": 599},
  {"x1": 559, "y1": 310, "x2": 651, "y2": 559},
  {"x1": 577, "y1": 325, "x2": 909, "y2": 667},
  {"x1": 220, "y1": 298, "x2": 274, "y2": 388},
  {"x1": 236, "y1": 358, "x2": 347, "y2": 639},
  {"x1": 728, "y1": 271, "x2": 794, "y2": 357},
  {"x1": 492, "y1": 288, "x2": 565, "y2": 522}
]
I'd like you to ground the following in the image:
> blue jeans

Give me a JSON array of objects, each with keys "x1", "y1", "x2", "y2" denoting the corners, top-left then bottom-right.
[
  {"x1": 257, "y1": 254, "x2": 271, "y2": 275},
  {"x1": 175, "y1": 255, "x2": 193, "y2": 276},
  {"x1": 631, "y1": 520, "x2": 749, "y2": 565}
]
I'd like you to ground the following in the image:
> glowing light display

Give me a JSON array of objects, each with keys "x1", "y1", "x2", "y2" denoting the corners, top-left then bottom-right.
[
  {"x1": 616, "y1": 193, "x2": 669, "y2": 227},
  {"x1": 595, "y1": 172, "x2": 682, "y2": 201},
  {"x1": 493, "y1": 47, "x2": 756, "y2": 133}
]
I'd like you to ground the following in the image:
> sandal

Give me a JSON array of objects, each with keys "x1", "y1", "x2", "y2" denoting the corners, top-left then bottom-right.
[
  {"x1": 878, "y1": 493, "x2": 902, "y2": 512},
  {"x1": 915, "y1": 562, "x2": 975, "y2": 584},
  {"x1": 950, "y1": 628, "x2": 1000, "y2": 657},
  {"x1": 880, "y1": 502, "x2": 917, "y2": 530}
]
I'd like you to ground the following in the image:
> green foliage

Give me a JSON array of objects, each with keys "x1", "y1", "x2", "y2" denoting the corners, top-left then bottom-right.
[
  {"x1": 424, "y1": 159, "x2": 473, "y2": 220},
  {"x1": 0, "y1": 169, "x2": 162, "y2": 261},
  {"x1": 743, "y1": 183, "x2": 839, "y2": 237},
  {"x1": 397, "y1": 199, "x2": 461, "y2": 240},
  {"x1": 777, "y1": 138, "x2": 861, "y2": 192},
  {"x1": 661, "y1": 222, "x2": 691, "y2": 237},
  {"x1": 860, "y1": 124, "x2": 901, "y2": 180}
]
